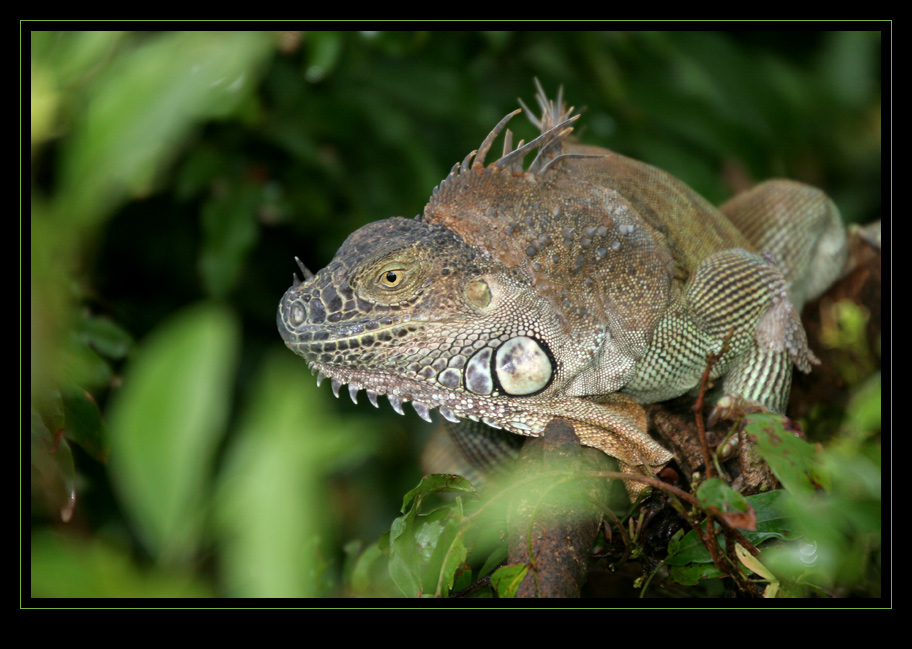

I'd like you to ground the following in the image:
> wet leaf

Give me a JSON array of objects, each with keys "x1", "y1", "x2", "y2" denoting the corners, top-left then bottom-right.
[{"x1": 387, "y1": 475, "x2": 477, "y2": 597}]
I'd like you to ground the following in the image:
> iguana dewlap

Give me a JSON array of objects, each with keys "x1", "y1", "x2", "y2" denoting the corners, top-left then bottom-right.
[{"x1": 277, "y1": 86, "x2": 846, "y2": 494}]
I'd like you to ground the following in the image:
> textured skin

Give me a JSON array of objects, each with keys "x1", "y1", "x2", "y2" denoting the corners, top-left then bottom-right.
[{"x1": 277, "y1": 87, "x2": 846, "y2": 495}]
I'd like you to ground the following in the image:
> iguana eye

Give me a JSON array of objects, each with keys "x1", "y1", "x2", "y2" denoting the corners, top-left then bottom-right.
[{"x1": 379, "y1": 269, "x2": 405, "y2": 288}]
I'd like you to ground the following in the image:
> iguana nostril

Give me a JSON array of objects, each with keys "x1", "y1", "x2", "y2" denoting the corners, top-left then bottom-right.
[{"x1": 291, "y1": 303, "x2": 306, "y2": 325}]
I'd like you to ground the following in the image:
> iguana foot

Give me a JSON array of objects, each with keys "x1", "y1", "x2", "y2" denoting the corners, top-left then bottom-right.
[
  {"x1": 731, "y1": 430, "x2": 780, "y2": 495},
  {"x1": 707, "y1": 395, "x2": 803, "y2": 494},
  {"x1": 707, "y1": 394, "x2": 768, "y2": 429}
]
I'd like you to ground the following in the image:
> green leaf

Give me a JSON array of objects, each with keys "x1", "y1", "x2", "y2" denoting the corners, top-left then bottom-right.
[
  {"x1": 30, "y1": 58, "x2": 59, "y2": 149},
  {"x1": 697, "y1": 477, "x2": 755, "y2": 530},
  {"x1": 106, "y1": 303, "x2": 239, "y2": 564},
  {"x1": 762, "y1": 447, "x2": 881, "y2": 594},
  {"x1": 213, "y1": 350, "x2": 375, "y2": 597},
  {"x1": 400, "y1": 473, "x2": 477, "y2": 513},
  {"x1": 745, "y1": 490, "x2": 794, "y2": 541},
  {"x1": 666, "y1": 491, "x2": 793, "y2": 581},
  {"x1": 669, "y1": 562, "x2": 725, "y2": 586},
  {"x1": 31, "y1": 31, "x2": 126, "y2": 88},
  {"x1": 697, "y1": 478, "x2": 746, "y2": 511},
  {"x1": 30, "y1": 408, "x2": 76, "y2": 523},
  {"x1": 31, "y1": 531, "x2": 210, "y2": 598},
  {"x1": 666, "y1": 526, "x2": 714, "y2": 567},
  {"x1": 30, "y1": 31, "x2": 126, "y2": 148},
  {"x1": 427, "y1": 500, "x2": 470, "y2": 598},
  {"x1": 451, "y1": 563, "x2": 474, "y2": 594},
  {"x1": 387, "y1": 475, "x2": 478, "y2": 597},
  {"x1": 345, "y1": 541, "x2": 391, "y2": 596},
  {"x1": 199, "y1": 180, "x2": 263, "y2": 297},
  {"x1": 63, "y1": 332, "x2": 114, "y2": 392},
  {"x1": 490, "y1": 564, "x2": 530, "y2": 598},
  {"x1": 76, "y1": 313, "x2": 133, "y2": 360},
  {"x1": 478, "y1": 543, "x2": 509, "y2": 579},
  {"x1": 57, "y1": 31, "x2": 274, "y2": 231},
  {"x1": 840, "y1": 372, "x2": 881, "y2": 448},
  {"x1": 745, "y1": 413, "x2": 830, "y2": 494},
  {"x1": 61, "y1": 386, "x2": 108, "y2": 463},
  {"x1": 303, "y1": 31, "x2": 343, "y2": 82},
  {"x1": 388, "y1": 505, "x2": 445, "y2": 597}
]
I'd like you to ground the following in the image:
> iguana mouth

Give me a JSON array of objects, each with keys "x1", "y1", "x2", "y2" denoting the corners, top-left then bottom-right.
[
  {"x1": 308, "y1": 357, "x2": 469, "y2": 426},
  {"x1": 301, "y1": 355, "x2": 545, "y2": 436},
  {"x1": 278, "y1": 279, "x2": 554, "y2": 435}
]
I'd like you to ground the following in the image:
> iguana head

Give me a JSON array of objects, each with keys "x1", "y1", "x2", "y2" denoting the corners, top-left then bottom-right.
[
  {"x1": 277, "y1": 208, "x2": 572, "y2": 430},
  {"x1": 278, "y1": 91, "x2": 590, "y2": 432}
]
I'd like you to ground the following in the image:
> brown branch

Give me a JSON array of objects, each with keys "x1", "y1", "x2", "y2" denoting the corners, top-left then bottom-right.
[
  {"x1": 692, "y1": 327, "x2": 735, "y2": 479},
  {"x1": 500, "y1": 416, "x2": 761, "y2": 598},
  {"x1": 450, "y1": 574, "x2": 493, "y2": 598},
  {"x1": 585, "y1": 470, "x2": 760, "y2": 558},
  {"x1": 684, "y1": 327, "x2": 761, "y2": 589},
  {"x1": 599, "y1": 465, "x2": 761, "y2": 592},
  {"x1": 506, "y1": 418, "x2": 611, "y2": 598}
]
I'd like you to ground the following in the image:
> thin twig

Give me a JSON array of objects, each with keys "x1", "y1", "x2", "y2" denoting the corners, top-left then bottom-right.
[
  {"x1": 450, "y1": 574, "x2": 493, "y2": 598},
  {"x1": 685, "y1": 327, "x2": 766, "y2": 594},
  {"x1": 467, "y1": 462, "x2": 762, "y2": 594},
  {"x1": 575, "y1": 470, "x2": 759, "y2": 557},
  {"x1": 692, "y1": 327, "x2": 736, "y2": 479}
]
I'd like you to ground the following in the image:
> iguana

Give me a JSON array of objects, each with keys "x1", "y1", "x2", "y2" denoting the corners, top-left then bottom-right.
[{"x1": 277, "y1": 85, "x2": 846, "y2": 496}]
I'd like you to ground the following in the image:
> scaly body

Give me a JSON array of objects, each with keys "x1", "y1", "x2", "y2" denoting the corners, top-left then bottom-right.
[{"x1": 277, "y1": 86, "x2": 846, "y2": 494}]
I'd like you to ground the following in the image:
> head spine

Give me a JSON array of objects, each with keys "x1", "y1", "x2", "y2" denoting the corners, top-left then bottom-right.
[{"x1": 427, "y1": 81, "x2": 612, "y2": 207}]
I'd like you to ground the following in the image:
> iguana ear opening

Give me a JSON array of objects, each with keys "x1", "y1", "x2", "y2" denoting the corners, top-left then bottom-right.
[{"x1": 463, "y1": 279, "x2": 492, "y2": 309}]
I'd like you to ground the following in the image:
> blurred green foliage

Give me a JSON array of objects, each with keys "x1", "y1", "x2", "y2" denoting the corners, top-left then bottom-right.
[{"x1": 29, "y1": 30, "x2": 882, "y2": 599}]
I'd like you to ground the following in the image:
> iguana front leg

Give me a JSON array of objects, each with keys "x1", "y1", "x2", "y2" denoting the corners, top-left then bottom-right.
[
  {"x1": 626, "y1": 176, "x2": 845, "y2": 417},
  {"x1": 689, "y1": 248, "x2": 817, "y2": 415},
  {"x1": 626, "y1": 247, "x2": 813, "y2": 413},
  {"x1": 712, "y1": 179, "x2": 847, "y2": 421}
]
